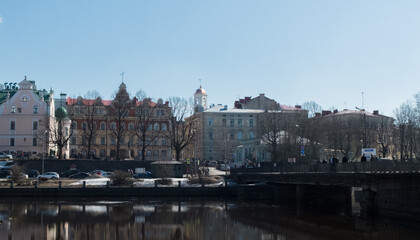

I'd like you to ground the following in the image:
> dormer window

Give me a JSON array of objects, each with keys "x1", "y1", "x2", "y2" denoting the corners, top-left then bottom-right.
[{"x1": 22, "y1": 96, "x2": 28, "y2": 102}]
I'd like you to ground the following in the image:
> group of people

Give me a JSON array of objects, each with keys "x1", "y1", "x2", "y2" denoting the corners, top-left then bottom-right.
[{"x1": 360, "y1": 154, "x2": 378, "y2": 162}]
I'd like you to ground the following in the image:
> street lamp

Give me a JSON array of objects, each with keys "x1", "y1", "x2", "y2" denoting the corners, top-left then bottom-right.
[{"x1": 296, "y1": 124, "x2": 304, "y2": 163}]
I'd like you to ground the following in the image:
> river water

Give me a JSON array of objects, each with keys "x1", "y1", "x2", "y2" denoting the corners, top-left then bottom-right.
[{"x1": 0, "y1": 198, "x2": 419, "y2": 240}]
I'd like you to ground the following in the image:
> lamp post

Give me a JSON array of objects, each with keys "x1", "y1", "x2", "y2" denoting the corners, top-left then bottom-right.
[{"x1": 296, "y1": 124, "x2": 304, "y2": 163}]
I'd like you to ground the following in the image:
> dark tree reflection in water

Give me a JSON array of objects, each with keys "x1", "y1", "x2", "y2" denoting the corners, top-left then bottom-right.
[{"x1": 0, "y1": 199, "x2": 419, "y2": 240}]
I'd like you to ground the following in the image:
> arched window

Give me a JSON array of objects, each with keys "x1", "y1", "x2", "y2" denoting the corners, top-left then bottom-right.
[
  {"x1": 153, "y1": 123, "x2": 160, "y2": 131},
  {"x1": 100, "y1": 122, "x2": 106, "y2": 130},
  {"x1": 111, "y1": 122, "x2": 116, "y2": 130},
  {"x1": 128, "y1": 122, "x2": 134, "y2": 131},
  {"x1": 161, "y1": 123, "x2": 167, "y2": 131},
  {"x1": 71, "y1": 122, "x2": 77, "y2": 130}
]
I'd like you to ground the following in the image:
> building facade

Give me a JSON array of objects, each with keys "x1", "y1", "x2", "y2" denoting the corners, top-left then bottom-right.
[
  {"x1": 67, "y1": 83, "x2": 171, "y2": 161},
  {"x1": 0, "y1": 77, "x2": 56, "y2": 157}
]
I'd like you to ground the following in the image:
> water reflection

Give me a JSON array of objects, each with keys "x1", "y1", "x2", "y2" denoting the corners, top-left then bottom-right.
[{"x1": 0, "y1": 199, "x2": 419, "y2": 240}]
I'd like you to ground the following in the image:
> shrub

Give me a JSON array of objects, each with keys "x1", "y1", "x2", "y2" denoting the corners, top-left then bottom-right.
[
  {"x1": 156, "y1": 178, "x2": 172, "y2": 185},
  {"x1": 110, "y1": 170, "x2": 132, "y2": 186},
  {"x1": 10, "y1": 165, "x2": 25, "y2": 184}
]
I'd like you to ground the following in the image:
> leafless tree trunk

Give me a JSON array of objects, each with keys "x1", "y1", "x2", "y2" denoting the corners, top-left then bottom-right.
[
  {"x1": 167, "y1": 97, "x2": 196, "y2": 162},
  {"x1": 134, "y1": 93, "x2": 163, "y2": 161}
]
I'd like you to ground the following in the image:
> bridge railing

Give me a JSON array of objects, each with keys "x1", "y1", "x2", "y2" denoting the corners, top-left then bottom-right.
[{"x1": 231, "y1": 161, "x2": 420, "y2": 174}]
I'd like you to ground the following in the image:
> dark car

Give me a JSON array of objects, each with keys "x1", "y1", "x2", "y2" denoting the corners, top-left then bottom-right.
[
  {"x1": 26, "y1": 169, "x2": 40, "y2": 178},
  {"x1": 133, "y1": 171, "x2": 152, "y2": 178},
  {"x1": 69, "y1": 172, "x2": 91, "y2": 179},
  {"x1": 60, "y1": 169, "x2": 80, "y2": 178},
  {"x1": 0, "y1": 170, "x2": 11, "y2": 178}
]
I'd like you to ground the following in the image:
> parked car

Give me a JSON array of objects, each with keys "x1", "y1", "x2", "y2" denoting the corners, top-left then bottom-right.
[
  {"x1": 26, "y1": 169, "x2": 40, "y2": 178},
  {"x1": 90, "y1": 170, "x2": 106, "y2": 176},
  {"x1": 133, "y1": 171, "x2": 152, "y2": 178},
  {"x1": 69, "y1": 172, "x2": 91, "y2": 179},
  {"x1": 7, "y1": 173, "x2": 28, "y2": 179},
  {"x1": 103, "y1": 172, "x2": 115, "y2": 177},
  {"x1": 60, "y1": 169, "x2": 80, "y2": 178},
  {"x1": 0, "y1": 170, "x2": 11, "y2": 178},
  {"x1": 0, "y1": 152, "x2": 13, "y2": 159},
  {"x1": 37, "y1": 172, "x2": 60, "y2": 180},
  {"x1": 219, "y1": 164, "x2": 231, "y2": 171},
  {"x1": 0, "y1": 161, "x2": 16, "y2": 169}
]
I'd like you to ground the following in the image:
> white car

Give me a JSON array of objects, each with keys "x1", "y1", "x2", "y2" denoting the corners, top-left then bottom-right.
[
  {"x1": 0, "y1": 152, "x2": 13, "y2": 159},
  {"x1": 0, "y1": 161, "x2": 16, "y2": 169},
  {"x1": 37, "y1": 172, "x2": 60, "y2": 179},
  {"x1": 219, "y1": 164, "x2": 231, "y2": 171},
  {"x1": 7, "y1": 173, "x2": 28, "y2": 179}
]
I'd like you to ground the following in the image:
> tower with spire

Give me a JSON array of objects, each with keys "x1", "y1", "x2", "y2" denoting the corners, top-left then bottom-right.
[{"x1": 194, "y1": 85, "x2": 207, "y2": 112}]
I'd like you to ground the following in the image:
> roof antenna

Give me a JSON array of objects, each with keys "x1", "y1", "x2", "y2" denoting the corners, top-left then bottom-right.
[{"x1": 199, "y1": 78, "x2": 202, "y2": 88}]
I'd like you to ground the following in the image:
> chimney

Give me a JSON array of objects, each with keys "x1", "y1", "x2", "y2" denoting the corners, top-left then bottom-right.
[
  {"x1": 373, "y1": 110, "x2": 379, "y2": 115},
  {"x1": 322, "y1": 110, "x2": 332, "y2": 116}
]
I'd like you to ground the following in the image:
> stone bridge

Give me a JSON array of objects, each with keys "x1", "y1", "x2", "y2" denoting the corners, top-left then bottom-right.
[{"x1": 231, "y1": 161, "x2": 420, "y2": 221}]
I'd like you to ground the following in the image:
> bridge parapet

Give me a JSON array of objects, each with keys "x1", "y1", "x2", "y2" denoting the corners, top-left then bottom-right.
[{"x1": 231, "y1": 161, "x2": 420, "y2": 174}]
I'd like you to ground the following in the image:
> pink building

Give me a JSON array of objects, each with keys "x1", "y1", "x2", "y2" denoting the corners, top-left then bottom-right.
[{"x1": 0, "y1": 77, "x2": 56, "y2": 157}]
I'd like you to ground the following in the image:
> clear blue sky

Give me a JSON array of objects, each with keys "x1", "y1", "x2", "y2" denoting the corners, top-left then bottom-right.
[{"x1": 1, "y1": 1, "x2": 420, "y2": 116}]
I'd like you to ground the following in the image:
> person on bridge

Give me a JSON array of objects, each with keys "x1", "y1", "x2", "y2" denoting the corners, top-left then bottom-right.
[
  {"x1": 342, "y1": 156, "x2": 348, "y2": 163},
  {"x1": 361, "y1": 154, "x2": 367, "y2": 162}
]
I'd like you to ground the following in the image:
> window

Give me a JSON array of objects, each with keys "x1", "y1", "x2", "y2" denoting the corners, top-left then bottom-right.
[
  {"x1": 161, "y1": 123, "x2": 167, "y2": 131},
  {"x1": 238, "y1": 119, "x2": 242, "y2": 126},
  {"x1": 147, "y1": 124, "x2": 152, "y2": 131},
  {"x1": 10, "y1": 121, "x2": 15, "y2": 130},
  {"x1": 161, "y1": 150, "x2": 167, "y2": 157},
  {"x1": 33, "y1": 138, "x2": 37, "y2": 146},
  {"x1": 100, "y1": 122, "x2": 106, "y2": 130},
  {"x1": 128, "y1": 122, "x2": 134, "y2": 131},
  {"x1": 33, "y1": 121, "x2": 38, "y2": 130},
  {"x1": 249, "y1": 119, "x2": 254, "y2": 127},
  {"x1": 222, "y1": 119, "x2": 227, "y2": 126},
  {"x1": 10, "y1": 138, "x2": 15, "y2": 146},
  {"x1": 33, "y1": 105, "x2": 38, "y2": 114},
  {"x1": 119, "y1": 137, "x2": 125, "y2": 145},
  {"x1": 71, "y1": 122, "x2": 77, "y2": 130},
  {"x1": 208, "y1": 119, "x2": 213, "y2": 126},
  {"x1": 22, "y1": 96, "x2": 28, "y2": 102},
  {"x1": 111, "y1": 137, "x2": 116, "y2": 145},
  {"x1": 237, "y1": 131, "x2": 243, "y2": 140},
  {"x1": 64, "y1": 127, "x2": 68, "y2": 136},
  {"x1": 82, "y1": 137, "x2": 87, "y2": 145},
  {"x1": 18, "y1": 107, "x2": 22, "y2": 113},
  {"x1": 71, "y1": 137, "x2": 76, "y2": 145},
  {"x1": 111, "y1": 122, "x2": 116, "y2": 130},
  {"x1": 11, "y1": 105, "x2": 16, "y2": 113},
  {"x1": 146, "y1": 150, "x2": 152, "y2": 157},
  {"x1": 154, "y1": 139, "x2": 158, "y2": 146},
  {"x1": 161, "y1": 138, "x2": 166, "y2": 146},
  {"x1": 82, "y1": 122, "x2": 87, "y2": 131},
  {"x1": 230, "y1": 119, "x2": 234, "y2": 127},
  {"x1": 153, "y1": 150, "x2": 159, "y2": 157},
  {"x1": 209, "y1": 132, "x2": 213, "y2": 140},
  {"x1": 101, "y1": 137, "x2": 106, "y2": 145},
  {"x1": 249, "y1": 131, "x2": 254, "y2": 139},
  {"x1": 230, "y1": 132, "x2": 234, "y2": 140},
  {"x1": 91, "y1": 137, "x2": 96, "y2": 145},
  {"x1": 153, "y1": 123, "x2": 160, "y2": 131}
]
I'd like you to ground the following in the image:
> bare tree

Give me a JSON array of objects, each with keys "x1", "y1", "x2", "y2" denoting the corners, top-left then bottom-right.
[
  {"x1": 48, "y1": 111, "x2": 72, "y2": 159},
  {"x1": 110, "y1": 88, "x2": 132, "y2": 160},
  {"x1": 394, "y1": 102, "x2": 416, "y2": 161},
  {"x1": 134, "y1": 91, "x2": 163, "y2": 161},
  {"x1": 167, "y1": 97, "x2": 196, "y2": 162},
  {"x1": 302, "y1": 101, "x2": 322, "y2": 118},
  {"x1": 257, "y1": 110, "x2": 283, "y2": 163},
  {"x1": 79, "y1": 91, "x2": 102, "y2": 159}
]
